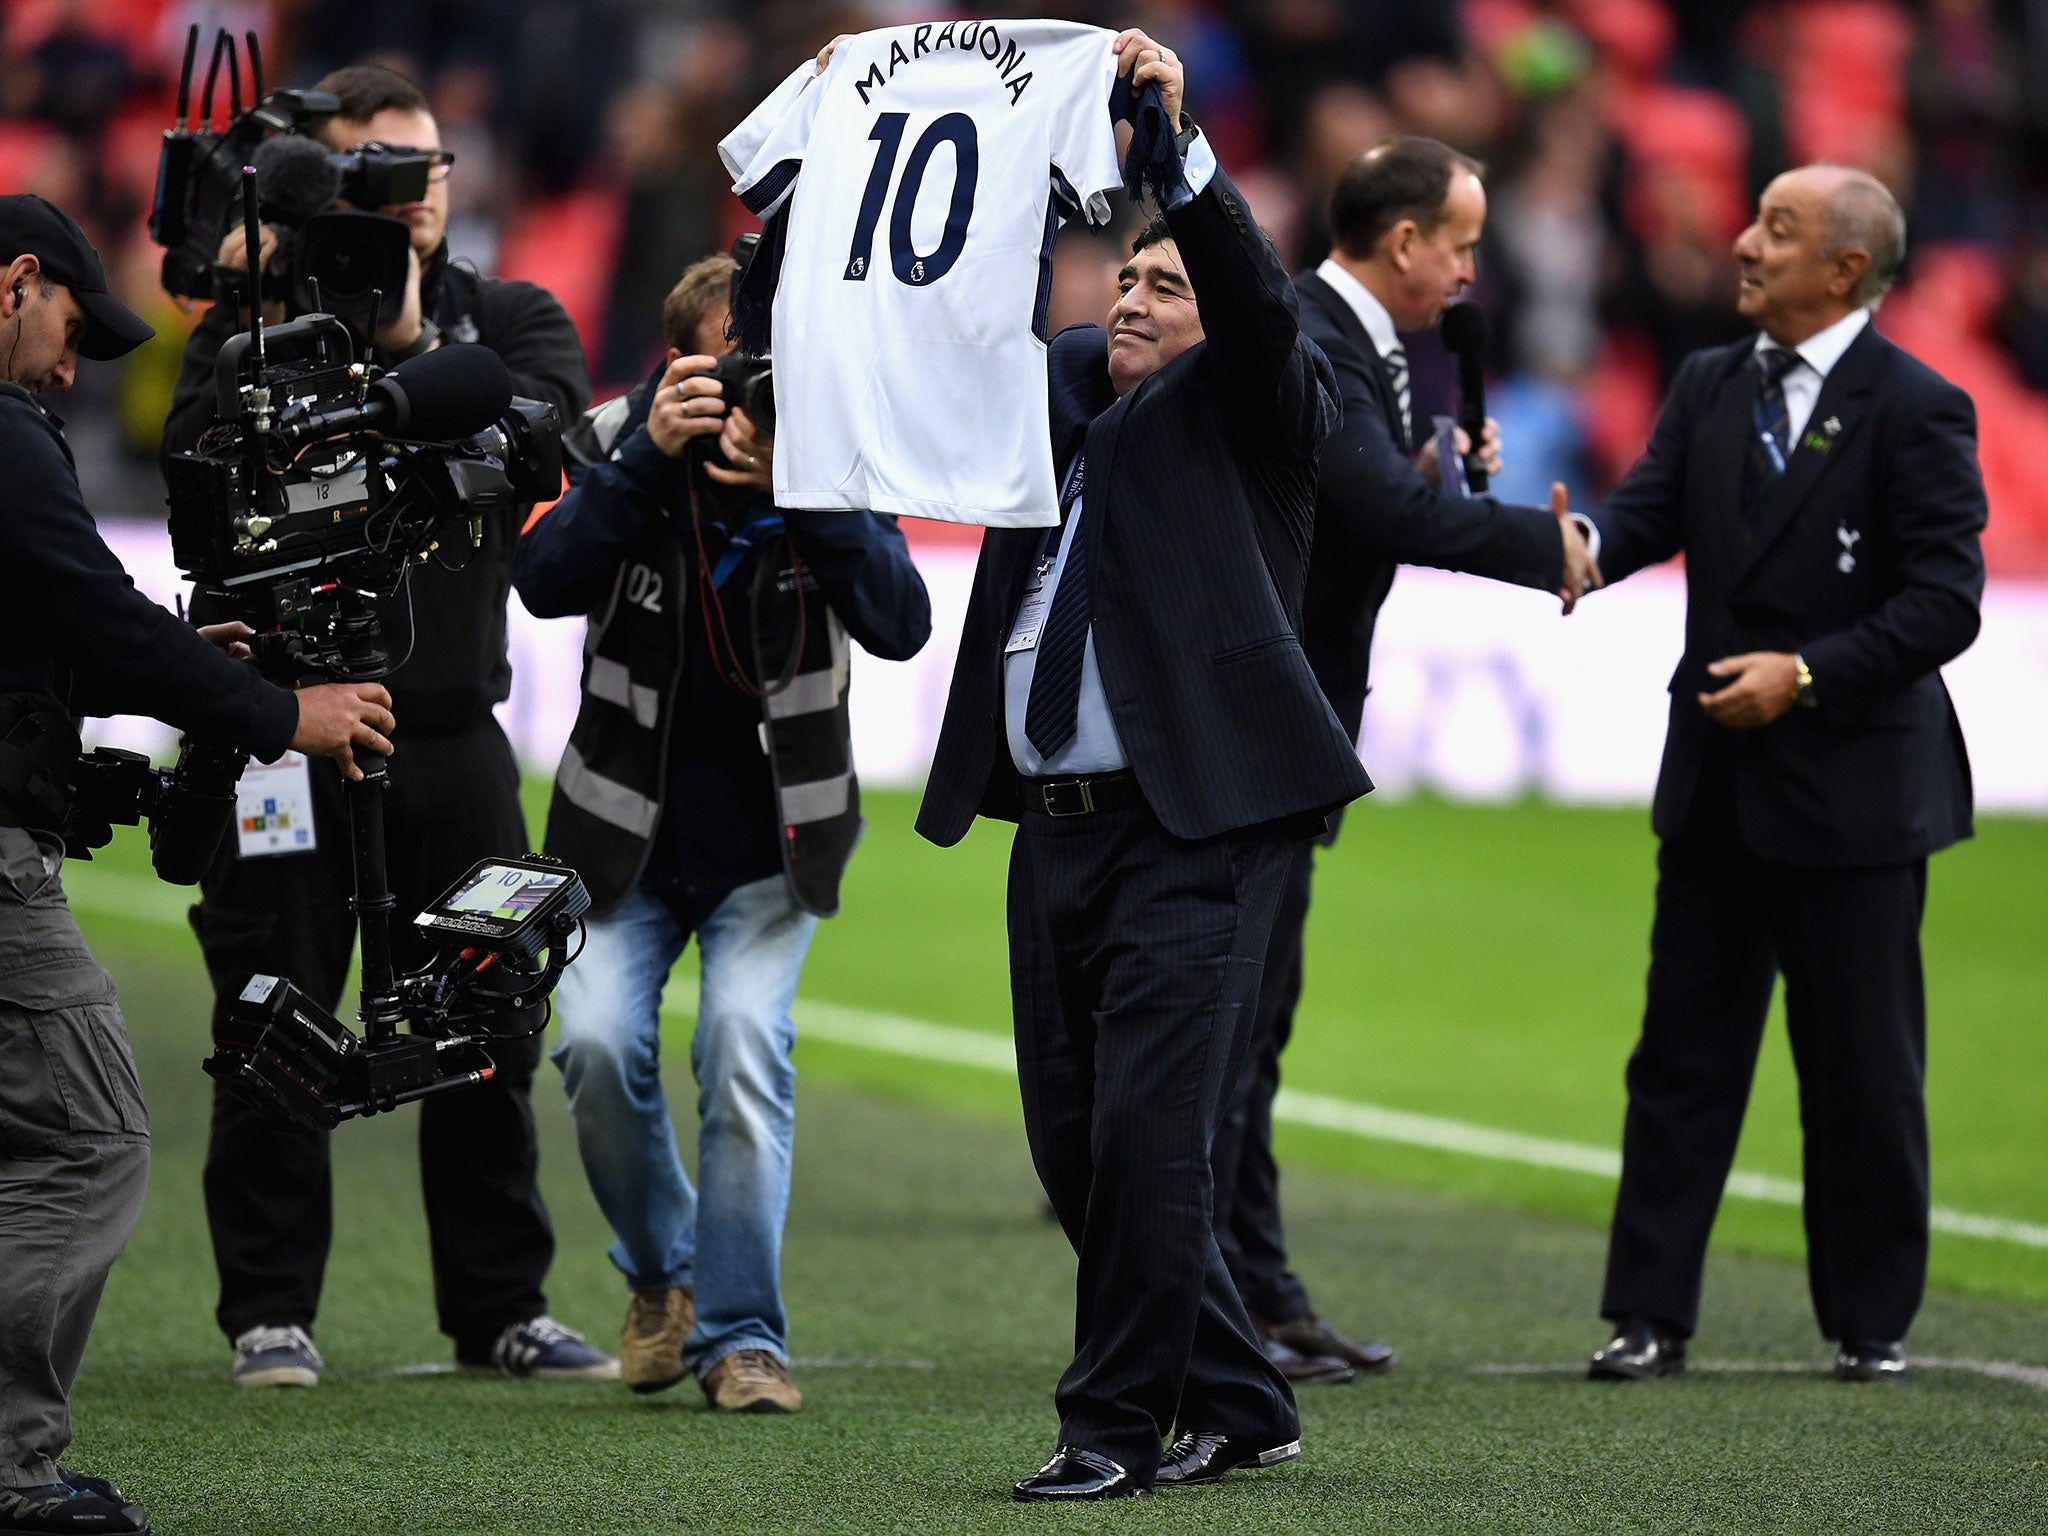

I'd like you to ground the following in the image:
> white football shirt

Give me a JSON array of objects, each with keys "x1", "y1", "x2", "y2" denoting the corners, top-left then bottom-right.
[{"x1": 720, "y1": 21, "x2": 1124, "y2": 529}]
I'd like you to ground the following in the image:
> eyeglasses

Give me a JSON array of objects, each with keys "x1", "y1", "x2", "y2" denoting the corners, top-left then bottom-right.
[{"x1": 346, "y1": 143, "x2": 457, "y2": 183}]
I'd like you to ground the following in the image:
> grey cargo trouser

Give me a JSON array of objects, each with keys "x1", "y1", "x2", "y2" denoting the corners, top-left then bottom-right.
[{"x1": 0, "y1": 827, "x2": 149, "y2": 1489}]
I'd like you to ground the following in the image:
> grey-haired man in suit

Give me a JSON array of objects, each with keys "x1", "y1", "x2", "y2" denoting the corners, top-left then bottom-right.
[{"x1": 1584, "y1": 165, "x2": 1985, "y2": 1384}]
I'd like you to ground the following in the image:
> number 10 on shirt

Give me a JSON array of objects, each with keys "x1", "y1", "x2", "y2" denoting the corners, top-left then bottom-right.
[{"x1": 844, "y1": 111, "x2": 980, "y2": 287}]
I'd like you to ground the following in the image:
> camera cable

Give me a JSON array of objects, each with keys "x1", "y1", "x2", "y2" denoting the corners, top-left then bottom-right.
[{"x1": 685, "y1": 471, "x2": 806, "y2": 701}]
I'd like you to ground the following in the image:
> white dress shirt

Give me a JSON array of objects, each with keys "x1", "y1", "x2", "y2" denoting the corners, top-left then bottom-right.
[
  {"x1": 999, "y1": 132, "x2": 1222, "y2": 777},
  {"x1": 1757, "y1": 305, "x2": 1871, "y2": 445},
  {"x1": 1577, "y1": 306, "x2": 1874, "y2": 568},
  {"x1": 1003, "y1": 492, "x2": 1129, "y2": 776},
  {"x1": 1314, "y1": 257, "x2": 1400, "y2": 362}
]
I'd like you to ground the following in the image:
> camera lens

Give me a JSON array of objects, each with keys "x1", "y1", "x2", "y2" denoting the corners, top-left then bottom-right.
[{"x1": 294, "y1": 211, "x2": 412, "y2": 311}]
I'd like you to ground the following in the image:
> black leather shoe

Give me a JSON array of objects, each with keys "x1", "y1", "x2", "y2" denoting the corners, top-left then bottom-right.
[
  {"x1": 1834, "y1": 1340, "x2": 1907, "y2": 1381},
  {"x1": 1588, "y1": 1317, "x2": 1687, "y2": 1379},
  {"x1": 1261, "y1": 1313, "x2": 1396, "y2": 1375},
  {"x1": 1155, "y1": 1431, "x2": 1302, "y2": 1487},
  {"x1": 1258, "y1": 1330, "x2": 1356, "y2": 1385},
  {"x1": 1011, "y1": 1447, "x2": 1142, "y2": 1502}
]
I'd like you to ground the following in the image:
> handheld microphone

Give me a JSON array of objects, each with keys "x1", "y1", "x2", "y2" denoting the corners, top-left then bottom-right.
[
  {"x1": 274, "y1": 343, "x2": 514, "y2": 446},
  {"x1": 1439, "y1": 299, "x2": 1490, "y2": 492}
]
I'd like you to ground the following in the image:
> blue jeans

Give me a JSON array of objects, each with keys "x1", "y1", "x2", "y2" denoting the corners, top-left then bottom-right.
[{"x1": 551, "y1": 875, "x2": 816, "y2": 1373}]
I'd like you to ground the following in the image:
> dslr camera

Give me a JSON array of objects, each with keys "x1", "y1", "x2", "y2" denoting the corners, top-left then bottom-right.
[
  {"x1": 683, "y1": 233, "x2": 775, "y2": 512},
  {"x1": 710, "y1": 230, "x2": 775, "y2": 436},
  {"x1": 150, "y1": 26, "x2": 427, "y2": 331}
]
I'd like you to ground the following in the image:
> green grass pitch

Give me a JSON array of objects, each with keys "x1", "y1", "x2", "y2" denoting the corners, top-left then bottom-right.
[{"x1": 53, "y1": 789, "x2": 2048, "y2": 1533}]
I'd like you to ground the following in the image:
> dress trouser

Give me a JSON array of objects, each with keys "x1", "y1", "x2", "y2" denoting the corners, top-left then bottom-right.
[
  {"x1": 1008, "y1": 801, "x2": 1300, "y2": 1485},
  {"x1": 1600, "y1": 766, "x2": 1931, "y2": 1343},
  {"x1": 1211, "y1": 838, "x2": 1317, "y2": 1326},
  {"x1": 0, "y1": 829, "x2": 149, "y2": 1489},
  {"x1": 193, "y1": 724, "x2": 554, "y2": 1350}
]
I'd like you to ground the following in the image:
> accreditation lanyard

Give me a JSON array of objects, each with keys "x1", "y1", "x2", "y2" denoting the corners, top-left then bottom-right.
[
  {"x1": 707, "y1": 509, "x2": 787, "y2": 590},
  {"x1": 1005, "y1": 455, "x2": 1087, "y2": 654}
]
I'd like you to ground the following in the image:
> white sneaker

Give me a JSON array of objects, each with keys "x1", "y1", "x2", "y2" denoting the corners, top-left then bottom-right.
[{"x1": 231, "y1": 1324, "x2": 323, "y2": 1388}]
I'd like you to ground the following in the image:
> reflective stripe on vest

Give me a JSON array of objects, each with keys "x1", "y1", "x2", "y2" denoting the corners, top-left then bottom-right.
[{"x1": 557, "y1": 742, "x2": 661, "y2": 836}]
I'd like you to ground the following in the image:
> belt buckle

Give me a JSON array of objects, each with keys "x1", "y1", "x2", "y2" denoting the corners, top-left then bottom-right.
[{"x1": 1042, "y1": 778, "x2": 1095, "y2": 817}]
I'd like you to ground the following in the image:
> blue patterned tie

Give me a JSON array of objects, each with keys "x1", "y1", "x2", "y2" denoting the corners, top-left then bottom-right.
[
  {"x1": 1023, "y1": 457, "x2": 1090, "y2": 760},
  {"x1": 1745, "y1": 348, "x2": 1800, "y2": 519}
]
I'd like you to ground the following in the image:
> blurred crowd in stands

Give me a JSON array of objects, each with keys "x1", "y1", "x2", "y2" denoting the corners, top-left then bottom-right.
[{"x1": 7, "y1": 0, "x2": 2048, "y2": 573}]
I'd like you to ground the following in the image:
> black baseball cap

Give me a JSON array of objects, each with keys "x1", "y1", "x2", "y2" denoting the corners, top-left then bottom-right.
[{"x1": 0, "y1": 194, "x2": 155, "y2": 360}]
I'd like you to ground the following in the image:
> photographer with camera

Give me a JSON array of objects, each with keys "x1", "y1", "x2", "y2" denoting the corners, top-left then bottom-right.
[
  {"x1": 0, "y1": 194, "x2": 393, "y2": 1536},
  {"x1": 513, "y1": 254, "x2": 930, "y2": 1413},
  {"x1": 159, "y1": 64, "x2": 605, "y2": 1389}
]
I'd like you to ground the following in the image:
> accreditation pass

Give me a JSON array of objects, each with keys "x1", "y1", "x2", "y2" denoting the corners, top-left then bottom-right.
[
  {"x1": 235, "y1": 751, "x2": 317, "y2": 857},
  {"x1": 1006, "y1": 561, "x2": 1054, "y2": 654},
  {"x1": 1006, "y1": 457, "x2": 1084, "y2": 655}
]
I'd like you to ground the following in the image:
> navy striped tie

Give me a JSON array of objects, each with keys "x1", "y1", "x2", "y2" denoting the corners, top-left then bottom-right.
[
  {"x1": 1023, "y1": 458, "x2": 1090, "y2": 760},
  {"x1": 1386, "y1": 342, "x2": 1413, "y2": 452},
  {"x1": 1745, "y1": 348, "x2": 1799, "y2": 518}
]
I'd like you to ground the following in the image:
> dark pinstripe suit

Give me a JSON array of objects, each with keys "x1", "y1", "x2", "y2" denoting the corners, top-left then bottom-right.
[{"x1": 918, "y1": 166, "x2": 1371, "y2": 1482}]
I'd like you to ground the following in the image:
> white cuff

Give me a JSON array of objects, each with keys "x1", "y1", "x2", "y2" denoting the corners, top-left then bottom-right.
[
  {"x1": 1571, "y1": 512, "x2": 1601, "y2": 567},
  {"x1": 1169, "y1": 127, "x2": 1218, "y2": 209}
]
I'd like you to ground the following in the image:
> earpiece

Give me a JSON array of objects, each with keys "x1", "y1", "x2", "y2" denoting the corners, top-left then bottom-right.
[{"x1": 9, "y1": 284, "x2": 20, "y2": 308}]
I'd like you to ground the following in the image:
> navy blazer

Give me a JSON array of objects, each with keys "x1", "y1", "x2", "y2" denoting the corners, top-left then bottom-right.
[
  {"x1": 1293, "y1": 269, "x2": 1564, "y2": 741},
  {"x1": 916, "y1": 166, "x2": 1373, "y2": 845},
  {"x1": 1592, "y1": 321, "x2": 1986, "y2": 866}
]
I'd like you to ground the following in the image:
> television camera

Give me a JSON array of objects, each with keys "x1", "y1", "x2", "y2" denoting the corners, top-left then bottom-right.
[
  {"x1": 149, "y1": 25, "x2": 429, "y2": 329},
  {"x1": 140, "y1": 157, "x2": 587, "y2": 1131}
]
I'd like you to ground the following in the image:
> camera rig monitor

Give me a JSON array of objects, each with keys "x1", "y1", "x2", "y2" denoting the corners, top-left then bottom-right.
[
  {"x1": 206, "y1": 856, "x2": 590, "y2": 1128},
  {"x1": 417, "y1": 858, "x2": 592, "y2": 965}
]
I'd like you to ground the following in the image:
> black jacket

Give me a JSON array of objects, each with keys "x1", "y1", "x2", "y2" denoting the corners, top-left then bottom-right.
[
  {"x1": 917, "y1": 165, "x2": 1373, "y2": 845},
  {"x1": 162, "y1": 244, "x2": 590, "y2": 732},
  {"x1": 1293, "y1": 269, "x2": 1563, "y2": 741},
  {"x1": 0, "y1": 382, "x2": 296, "y2": 755},
  {"x1": 1591, "y1": 321, "x2": 1986, "y2": 866}
]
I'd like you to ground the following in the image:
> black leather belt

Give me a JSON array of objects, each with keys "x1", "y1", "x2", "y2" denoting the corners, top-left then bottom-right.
[{"x1": 1019, "y1": 769, "x2": 1144, "y2": 818}]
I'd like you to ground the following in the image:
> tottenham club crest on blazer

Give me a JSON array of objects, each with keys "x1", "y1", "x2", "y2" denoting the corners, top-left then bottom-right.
[{"x1": 1836, "y1": 522, "x2": 1862, "y2": 573}]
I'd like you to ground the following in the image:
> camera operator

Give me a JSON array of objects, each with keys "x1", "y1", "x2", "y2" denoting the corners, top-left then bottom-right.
[
  {"x1": 159, "y1": 64, "x2": 606, "y2": 1388},
  {"x1": 513, "y1": 255, "x2": 931, "y2": 1413},
  {"x1": 0, "y1": 194, "x2": 392, "y2": 1536}
]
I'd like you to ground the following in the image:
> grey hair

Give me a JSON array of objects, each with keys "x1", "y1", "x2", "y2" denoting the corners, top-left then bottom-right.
[{"x1": 1816, "y1": 167, "x2": 1906, "y2": 308}]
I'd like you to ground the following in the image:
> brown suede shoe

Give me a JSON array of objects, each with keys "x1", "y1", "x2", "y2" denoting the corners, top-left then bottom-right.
[
  {"x1": 701, "y1": 1348, "x2": 802, "y2": 1414},
  {"x1": 620, "y1": 1286, "x2": 693, "y2": 1395}
]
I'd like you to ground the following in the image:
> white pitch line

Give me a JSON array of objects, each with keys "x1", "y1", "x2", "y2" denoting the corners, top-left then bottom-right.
[
  {"x1": 784, "y1": 1001, "x2": 2048, "y2": 1253},
  {"x1": 63, "y1": 872, "x2": 2048, "y2": 1253}
]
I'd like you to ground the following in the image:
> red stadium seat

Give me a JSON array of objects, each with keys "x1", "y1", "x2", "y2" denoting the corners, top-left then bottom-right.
[
  {"x1": 1880, "y1": 245, "x2": 2048, "y2": 576},
  {"x1": 1612, "y1": 85, "x2": 1750, "y2": 244},
  {"x1": 0, "y1": 123, "x2": 60, "y2": 196},
  {"x1": 494, "y1": 183, "x2": 625, "y2": 363},
  {"x1": 1561, "y1": 0, "x2": 1673, "y2": 83},
  {"x1": 1578, "y1": 329, "x2": 1663, "y2": 490},
  {"x1": 1779, "y1": 0, "x2": 1913, "y2": 163}
]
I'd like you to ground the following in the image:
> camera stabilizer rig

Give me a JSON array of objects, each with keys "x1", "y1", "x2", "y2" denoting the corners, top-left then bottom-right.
[{"x1": 165, "y1": 169, "x2": 587, "y2": 1130}]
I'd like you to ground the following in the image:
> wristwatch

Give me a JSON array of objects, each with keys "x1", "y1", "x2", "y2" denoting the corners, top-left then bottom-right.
[
  {"x1": 1793, "y1": 653, "x2": 1818, "y2": 709},
  {"x1": 1173, "y1": 114, "x2": 1199, "y2": 157}
]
